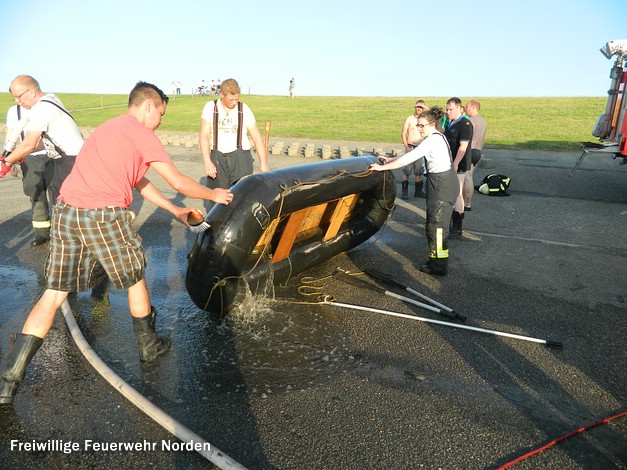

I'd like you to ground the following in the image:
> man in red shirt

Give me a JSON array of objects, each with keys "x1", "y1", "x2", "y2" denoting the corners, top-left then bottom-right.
[{"x1": 0, "y1": 82, "x2": 233, "y2": 405}]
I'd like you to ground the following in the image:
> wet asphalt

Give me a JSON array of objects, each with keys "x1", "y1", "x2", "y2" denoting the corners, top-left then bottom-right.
[{"x1": 0, "y1": 136, "x2": 626, "y2": 469}]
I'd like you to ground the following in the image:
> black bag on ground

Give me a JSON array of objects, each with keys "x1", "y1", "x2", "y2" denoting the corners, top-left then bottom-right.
[{"x1": 476, "y1": 174, "x2": 511, "y2": 196}]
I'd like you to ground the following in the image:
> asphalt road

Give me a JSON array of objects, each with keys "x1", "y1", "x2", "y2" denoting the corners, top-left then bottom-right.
[{"x1": 0, "y1": 136, "x2": 626, "y2": 469}]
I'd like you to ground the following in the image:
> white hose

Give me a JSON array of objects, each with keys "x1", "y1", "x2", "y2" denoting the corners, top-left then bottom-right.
[{"x1": 60, "y1": 299, "x2": 247, "y2": 469}]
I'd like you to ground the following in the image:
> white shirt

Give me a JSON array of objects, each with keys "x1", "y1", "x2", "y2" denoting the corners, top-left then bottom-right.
[
  {"x1": 394, "y1": 132, "x2": 452, "y2": 174},
  {"x1": 25, "y1": 94, "x2": 84, "y2": 157},
  {"x1": 6, "y1": 105, "x2": 46, "y2": 156},
  {"x1": 200, "y1": 99, "x2": 256, "y2": 153}
]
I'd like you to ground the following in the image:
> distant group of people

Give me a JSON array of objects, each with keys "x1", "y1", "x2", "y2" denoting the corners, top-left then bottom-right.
[
  {"x1": 195, "y1": 79, "x2": 222, "y2": 96},
  {"x1": 371, "y1": 97, "x2": 487, "y2": 276},
  {"x1": 0, "y1": 75, "x2": 266, "y2": 405},
  {"x1": 171, "y1": 79, "x2": 226, "y2": 96}
]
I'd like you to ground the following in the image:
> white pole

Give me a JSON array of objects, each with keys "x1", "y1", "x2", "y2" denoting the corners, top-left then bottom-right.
[{"x1": 322, "y1": 298, "x2": 562, "y2": 348}]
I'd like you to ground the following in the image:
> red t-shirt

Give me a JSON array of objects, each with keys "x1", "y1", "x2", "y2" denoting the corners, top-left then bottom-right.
[{"x1": 60, "y1": 114, "x2": 172, "y2": 208}]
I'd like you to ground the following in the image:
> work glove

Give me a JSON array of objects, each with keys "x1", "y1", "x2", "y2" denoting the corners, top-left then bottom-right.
[{"x1": 0, "y1": 159, "x2": 13, "y2": 178}]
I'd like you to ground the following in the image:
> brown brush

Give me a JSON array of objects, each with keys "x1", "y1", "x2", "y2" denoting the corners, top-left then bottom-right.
[{"x1": 187, "y1": 211, "x2": 211, "y2": 233}]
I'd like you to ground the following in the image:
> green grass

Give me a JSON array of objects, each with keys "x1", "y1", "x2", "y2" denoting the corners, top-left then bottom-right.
[{"x1": 0, "y1": 93, "x2": 606, "y2": 152}]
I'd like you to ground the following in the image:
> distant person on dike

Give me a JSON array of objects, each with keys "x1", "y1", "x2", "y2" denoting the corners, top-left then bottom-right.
[
  {"x1": 463, "y1": 99, "x2": 487, "y2": 211},
  {"x1": 289, "y1": 78, "x2": 295, "y2": 99},
  {"x1": 0, "y1": 81, "x2": 235, "y2": 405},
  {"x1": 4, "y1": 104, "x2": 52, "y2": 247},
  {"x1": 199, "y1": 78, "x2": 270, "y2": 205},
  {"x1": 400, "y1": 99, "x2": 429, "y2": 199},
  {"x1": 1, "y1": 75, "x2": 83, "y2": 213},
  {"x1": 370, "y1": 106, "x2": 459, "y2": 276}
]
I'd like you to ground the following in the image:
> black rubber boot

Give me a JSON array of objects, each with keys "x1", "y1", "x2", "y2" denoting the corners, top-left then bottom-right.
[
  {"x1": 0, "y1": 333, "x2": 43, "y2": 405},
  {"x1": 449, "y1": 211, "x2": 463, "y2": 239},
  {"x1": 414, "y1": 181, "x2": 425, "y2": 198},
  {"x1": 420, "y1": 258, "x2": 448, "y2": 276},
  {"x1": 401, "y1": 181, "x2": 409, "y2": 199},
  {"x1": 132, "y1": 307, "x2": 172, "y2": 362}
]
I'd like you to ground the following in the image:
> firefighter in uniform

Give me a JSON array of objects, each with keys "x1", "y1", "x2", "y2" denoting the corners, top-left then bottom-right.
[{"x1": 370, "y1": 106, "x2": 459, "y2": 275}]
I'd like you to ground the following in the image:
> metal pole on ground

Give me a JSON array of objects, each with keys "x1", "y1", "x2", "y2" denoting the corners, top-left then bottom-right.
[
  {"x1": 321, "y1": 297, "x2": 563, "y2": 348},
  {"x1": 365, "y1": 268, "x2": 461, "y2": 318},
  {"x1": 334, "y1": 269, "x2": 464, "y2": 321}
]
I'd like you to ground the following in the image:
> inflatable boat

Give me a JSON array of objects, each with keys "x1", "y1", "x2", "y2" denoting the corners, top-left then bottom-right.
[{"x1": 185, "y1": 155, "x2": 396, "y2": 314}]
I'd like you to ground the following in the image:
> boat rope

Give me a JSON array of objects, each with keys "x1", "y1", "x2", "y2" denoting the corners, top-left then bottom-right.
[
  {"x1": 296, "y1": 274, "x2": 336, "y2": 303},
  {"x1": 496, "y1": 409, "x2": 627, "y2": 469}
]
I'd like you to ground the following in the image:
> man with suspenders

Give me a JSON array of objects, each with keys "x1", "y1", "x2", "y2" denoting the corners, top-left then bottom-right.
[{"x1": 199, "y1": 78, "x2": 269, "y2": 206}]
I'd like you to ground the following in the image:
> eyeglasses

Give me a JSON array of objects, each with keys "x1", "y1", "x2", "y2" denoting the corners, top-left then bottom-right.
[
  {"x1": 13, "y1": 89, "x2": 30, "y2": 102},
  {"x1": 417, "y1": 122, "x2": 431, "y2": 128}
]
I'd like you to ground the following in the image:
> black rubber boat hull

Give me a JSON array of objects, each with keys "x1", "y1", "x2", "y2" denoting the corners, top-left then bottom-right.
[{"x1": 185, "y1": 156, "x2": 396, "y2": 314}]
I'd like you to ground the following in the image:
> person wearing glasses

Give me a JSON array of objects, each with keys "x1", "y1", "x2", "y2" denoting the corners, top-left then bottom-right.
[
  {"x1": 400, "y1": 99, "x2": 429, "y2": 199},
  {"x1": 1, "y1": 76, "x2": 83, "y2": 209},
  {"x1": 370, "y1": 106, "x2": 459, "y2": 276},
  {"x1": 0, "y1": 82, "x2": 235, "y2": 406}
]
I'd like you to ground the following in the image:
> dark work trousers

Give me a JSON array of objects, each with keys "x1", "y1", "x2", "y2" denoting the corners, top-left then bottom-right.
[
  {"x1": 46, "y1": 155, "x2": 76, "y2": 206},
  {"x1": 206, "y1": 148, "x2": 254, "y2": 189},
  {"x1": 425, "y1": 169, "x2": 459, "y2": 265},
  {"x1": 205, "y1": 148, "x2": 254, "y2": 209},
  {"x1": 20, "y1": 155, "x2": 52, "y2": 238}
]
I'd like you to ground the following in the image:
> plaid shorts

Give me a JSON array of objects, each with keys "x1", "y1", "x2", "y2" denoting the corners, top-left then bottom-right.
[{"x1": 45, "y1": 201, "x2": 147, "y2": 292}]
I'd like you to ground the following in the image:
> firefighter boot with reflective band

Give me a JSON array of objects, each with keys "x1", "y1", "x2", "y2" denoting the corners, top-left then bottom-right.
[
  {"x1": 401, "y1": 181, "x2": 409, "y2": 199},
  {"x1": 0, "y1": 333, "x2": 43, "y2": 404},
  {"x1": 449, "y1": 211, "x2": 463, "y2": 239},
  {"x1": 132, "y1": 307, "x2": 172, "y2": 362},
  {"x1": 414, "y1": 181, "x2": 425, "y2": 198}
]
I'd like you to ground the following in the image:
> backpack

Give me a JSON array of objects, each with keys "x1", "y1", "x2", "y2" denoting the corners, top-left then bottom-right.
[{"x1": 476, "y1": 174, "x2": 511, "y2": 196}]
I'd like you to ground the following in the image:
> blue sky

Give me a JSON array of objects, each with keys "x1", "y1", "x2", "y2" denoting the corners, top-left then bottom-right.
[{"x1": 1, "y1": 0, "x2": 625, "y2": 97}]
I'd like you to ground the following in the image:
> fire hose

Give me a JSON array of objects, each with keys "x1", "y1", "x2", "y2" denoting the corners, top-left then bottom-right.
[{"x1": 60, "y1": 299, "x2": 246, "y2": 469}]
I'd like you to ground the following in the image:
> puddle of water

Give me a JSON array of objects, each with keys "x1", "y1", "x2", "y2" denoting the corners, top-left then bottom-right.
[
  {"x1": 0, "y1": 265, "x2": 40, "y2": 336},
  {"x1": 0, "y1": 253, "x2": 360, "y2": 403},
  {"x1": 65, "y1": 268, "x2": 359, "y2": 401}
]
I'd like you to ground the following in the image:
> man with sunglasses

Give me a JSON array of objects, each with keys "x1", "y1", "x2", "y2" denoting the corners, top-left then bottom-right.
[{"x1": 400, "y1": 100, "x2": 429, "y2": 199}]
